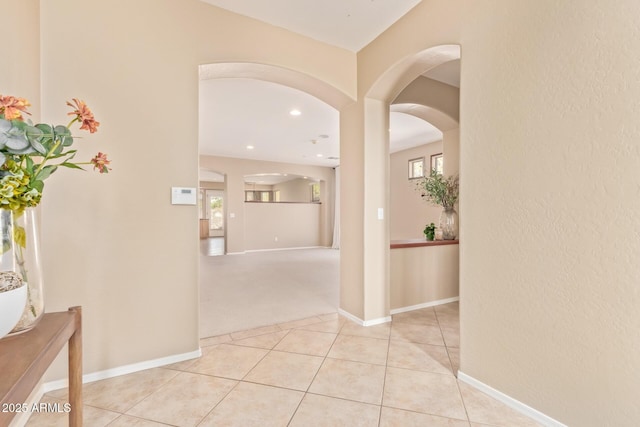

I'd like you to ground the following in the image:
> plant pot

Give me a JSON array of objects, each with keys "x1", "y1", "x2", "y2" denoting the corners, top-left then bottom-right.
[
  {"x1": 439, "y1": 207, "x2": 458, "y2": 240},
  {"x1": 0, "y1": 285, "x2": 27, "y2": 338},
  {"x1": 1, "y1": 208, "x2": 44, "y2": 334}
]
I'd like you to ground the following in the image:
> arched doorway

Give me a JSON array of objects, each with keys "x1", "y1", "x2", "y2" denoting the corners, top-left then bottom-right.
[
  {"x1": 349, "y1": 44, "x2": 461, "y2": 322},
  {"x1": 197, "y1": 62, "x2": 353, "y2": 337}
]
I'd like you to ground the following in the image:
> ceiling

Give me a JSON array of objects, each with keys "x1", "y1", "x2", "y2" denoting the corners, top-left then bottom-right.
[
  {"x1": 200, "y1": 0, "x2": 422, "y2": 52},
  {"x1": 198, "y1": 1, "x2": 459, "y2": 181}
]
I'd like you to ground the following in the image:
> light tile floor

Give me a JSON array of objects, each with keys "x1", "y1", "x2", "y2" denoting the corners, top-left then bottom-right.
[{"x1": 27, "y1": 303, "x2": 542, "y2": 426}]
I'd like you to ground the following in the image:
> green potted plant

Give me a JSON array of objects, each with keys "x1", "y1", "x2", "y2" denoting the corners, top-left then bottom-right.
[
  {"x1": 423, "y1": 223, "x2": 436, "y2": 241},
  {"x1": 416, "y1": 169, "x2": 459, "y2": 240}
]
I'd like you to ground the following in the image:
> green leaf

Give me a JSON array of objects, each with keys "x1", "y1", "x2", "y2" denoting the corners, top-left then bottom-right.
[
  {"x1": 35, "y1": 123, "x2": 52, "y2": 135},
  {"x1": 25, "y1": 156, "x2": 34, "y2": 174},
  {"x1": 31, "y1": 180, "x2": 44, "y2": 193},
  {"x1": 60, "y1": 162, "x2": 85, "y2": 170},
  {"x1": 54, "y1": 125, "x2": 73, "y2": 146},
  {"x1": 35, "y1": 165, "x2": 58, "y2": 181},
  {"x1": 46, "y1": 149, "x2": 77, "y2": 161}
]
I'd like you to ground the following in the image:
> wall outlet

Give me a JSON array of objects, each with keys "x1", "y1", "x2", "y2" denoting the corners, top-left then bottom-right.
[{"x1": 274, "y1": 237, "x2": 278, "y2": 242}]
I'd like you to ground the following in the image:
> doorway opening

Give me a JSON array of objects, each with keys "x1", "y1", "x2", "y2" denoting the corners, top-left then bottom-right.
[{"x1": 199, "y1": 170, "x2": 226, "y2": 256}]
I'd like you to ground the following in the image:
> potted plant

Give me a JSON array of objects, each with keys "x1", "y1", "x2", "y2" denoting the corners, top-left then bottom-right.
[
  {"x1": 0, "y1": 94, "x2": 110, "y2": 334},
  {"x1": 416, "y1": 169, "x2": 459, "y2": 240},
  {"x1": 423, "y1": 223, "x2": 436, "y2": 241}
]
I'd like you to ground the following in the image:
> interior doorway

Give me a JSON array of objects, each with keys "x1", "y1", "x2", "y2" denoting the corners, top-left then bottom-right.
[{"x1": 199, "y1": 172, "x2": 226, "y2": 256}]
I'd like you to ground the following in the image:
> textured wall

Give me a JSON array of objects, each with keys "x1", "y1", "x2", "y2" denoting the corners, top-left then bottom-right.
[{"x1": 459, "y1": 1, "x2": 640, "y2": 425}]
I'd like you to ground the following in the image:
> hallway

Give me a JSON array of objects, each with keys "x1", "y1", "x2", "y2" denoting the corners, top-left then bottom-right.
[{"x1": 29, "y1": 302, "x2": 541, "y2": 426}]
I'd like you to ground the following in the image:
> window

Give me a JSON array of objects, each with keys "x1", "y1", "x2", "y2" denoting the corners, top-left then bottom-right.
[
  {"x1": 431, "y1": 153, "x2": 444, "y2": 174},
  {"x1": 408, "y1": 157, "x2": 424, "y2": 179},
  {"x1": 209, "y1": 196, "x2": 224, "y2": 230},
  {"x1": 311, "y1": 183, "x2": 320, "y2": 202},
  {"x1": 245, "y1": 190, "x2": 273, "y2": 202}
]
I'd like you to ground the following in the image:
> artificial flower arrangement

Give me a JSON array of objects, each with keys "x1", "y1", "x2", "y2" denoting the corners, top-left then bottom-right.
[
  {"x1": 0, "y1": 94, "x2": 110, "y2": 212},
  {"x1": 0, "y1": 93, "x2": 110, "y2": 334},
  {"x1": 415, "y1": 169, "x2": 459, "y2": 209}
]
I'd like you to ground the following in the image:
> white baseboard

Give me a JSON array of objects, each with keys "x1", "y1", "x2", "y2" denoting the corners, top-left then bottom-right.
[
  {"x1": 338, "y1": 309, "x2": 391, "y2": 326},
  {"x1": 246, "y1": 246, "x2": 327, "y2": 253},
  {"x1": 390, "y1": 296, "x2": 459, "y2": 315},
  {"x1": 457, "y1": 371, "x2": 567, "y2": 427},
  {"x1": 43, "y1": 348, "x2": 202, "y2": 392}
]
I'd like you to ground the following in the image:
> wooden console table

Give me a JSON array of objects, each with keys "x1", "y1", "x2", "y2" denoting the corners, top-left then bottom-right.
[{"x1": 0, "y1": 306, "x2": 82, "y2": 426}]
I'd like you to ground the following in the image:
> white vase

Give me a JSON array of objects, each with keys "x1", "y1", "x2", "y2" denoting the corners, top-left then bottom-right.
[{"x1": 0, "y1": 285, "x2": 27, "y2": 338}]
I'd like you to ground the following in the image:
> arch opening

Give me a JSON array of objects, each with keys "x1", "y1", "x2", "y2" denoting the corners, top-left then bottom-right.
[{"x1": 198, "y1": 61, "x2": 344, "y2": 337}]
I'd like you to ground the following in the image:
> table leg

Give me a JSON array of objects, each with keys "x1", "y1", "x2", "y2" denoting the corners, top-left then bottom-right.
[{"x1": 68, "y1": 307, "x2": 82, "y2": 427}]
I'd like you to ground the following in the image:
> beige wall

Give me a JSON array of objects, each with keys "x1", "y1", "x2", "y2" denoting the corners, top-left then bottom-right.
[
  {"x1": 245, "y1": 203, "x2": 322, "y2": 250},
  {"x1": 7, "y1": 0, "x2": 639, "y2": 424},
  {"x1": 2, "y1": 0, "x2": 40, "y2": 117},
  {"x1": 273, "y1": 178, "x2": 315, "y2": 202},
  {"x1": 393, "y1": 76, "x2": 459, "y2": 123},
  {"x1": 24, "y1": 0, "x2": 354, "y2": 381},
  {"x1": 390, "y1": 142, "x2": 444, "y2": 240},
  {"x1": 355, "y1": 0, "x2": 640, "y2": 425},
  {"x1": 390, "y1": 244, "x2": 459, "y2": 310},
  {"x1": 458, "y1": 2, "x2": 640, "y2": 425},
  {"x1": 200, "y1": 155, "x2": 335, "y2": 252},
  {"x1": 199, "y1": 181, "x2": 224, "y2": 190}
]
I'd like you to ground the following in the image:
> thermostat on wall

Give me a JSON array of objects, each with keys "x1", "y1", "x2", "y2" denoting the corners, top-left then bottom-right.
[{"x1": 171, "y1": 187, "x2": 197, "y2": 205}]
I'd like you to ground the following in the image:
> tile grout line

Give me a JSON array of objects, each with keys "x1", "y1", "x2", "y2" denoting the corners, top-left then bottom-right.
[
  {"x1": 435, "y1": 305, "x2": 471, "y2": 425},
  {"x1": 377, "y1": 314, "x2": 394, "y2": 427},
  {"x1": 285, "y1": 315, "x2": 344, "y2": 426},
  {"x1": 194, "y1": 328, "x2": 287, "y2": 427}
]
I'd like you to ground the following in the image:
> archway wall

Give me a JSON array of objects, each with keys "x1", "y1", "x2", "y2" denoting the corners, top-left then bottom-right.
[
  {"x1": 339, "y1": 0, "x2": 463, "y2": 324},
  {"x1": 33, "y1": 0, "x2": 355, "y2": 383},
  {"x1": 392, "y1": 77, "x2": 459, "y2": 124},
  {"x1": 354, "y1": 0, "x2": 640, "y2": 426}
]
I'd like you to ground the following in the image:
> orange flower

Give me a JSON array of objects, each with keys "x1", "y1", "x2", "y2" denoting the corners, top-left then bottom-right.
[
  {"x1": 66, "y1": 98, "x2": 100, "y2": 133},
  {"x1": 91, "y1": 152, "x2": 111, "y2": 173},
  {"x1": 0, "y1": 95, "x2": 31, "y2": 121}
]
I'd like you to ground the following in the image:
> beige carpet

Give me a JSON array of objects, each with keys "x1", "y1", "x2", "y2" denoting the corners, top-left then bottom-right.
[{"x1": 199, "y1": 247, "x2": 340, "y2": 337}]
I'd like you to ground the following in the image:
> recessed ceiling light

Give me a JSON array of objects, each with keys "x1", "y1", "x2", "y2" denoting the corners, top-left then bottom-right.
[
  {"x1": 246, "y1": 145, "x2": 254, "y2": 150},
  {"x1": 289, "y1": 109, "x2": 301, "y2": 116},
  {"x1": 316, "y1": 154, "x2": 323, "y2": 157}
]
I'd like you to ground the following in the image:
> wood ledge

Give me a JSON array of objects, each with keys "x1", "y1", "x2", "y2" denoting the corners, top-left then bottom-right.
[{"x1": 391, "y1": 239, "x2": 459, "y2": 249}]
